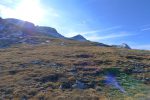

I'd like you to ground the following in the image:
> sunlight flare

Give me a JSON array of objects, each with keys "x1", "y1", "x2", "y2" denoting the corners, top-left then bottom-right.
[
  {"x1": 14, "y1": 0, "x2": 45, "y2": 24},
  {"x1": 0, "y1": 0, "x2": 45, "y2": 24}
]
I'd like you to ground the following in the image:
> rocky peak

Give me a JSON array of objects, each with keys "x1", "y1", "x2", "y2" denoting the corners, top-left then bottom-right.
[
  {"x1": 71, "y1": 34, "x2": 87, "y2": 42},
  {"x1": 112, "y1": 43, "x2": 131, "y2": 49},
  {"x1": 120, "y1": 43, "x2": 131, "y2": 49}
]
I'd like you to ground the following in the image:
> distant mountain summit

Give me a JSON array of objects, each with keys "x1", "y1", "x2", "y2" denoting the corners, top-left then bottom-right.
[
  {"x1": 120, "y1": 43, "x2": 131, "y2": 49},
  {"x1": 71, "y1": 34, "x2": 87, "y2": 42},
  {"x1": 112, "y1": 43, "x2": 131, "y2": 49}
]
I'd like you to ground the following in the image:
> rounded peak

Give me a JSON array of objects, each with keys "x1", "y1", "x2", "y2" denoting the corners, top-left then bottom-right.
[
  {"x1": 73, "y1": 34, "x2": 85, "y2": 38},
  {"x1": 71, "y1": 34, "x2": 87, "y2": 42},
  {"x1": 76, "y1": 34, "x2": 83, "y2": 36}
]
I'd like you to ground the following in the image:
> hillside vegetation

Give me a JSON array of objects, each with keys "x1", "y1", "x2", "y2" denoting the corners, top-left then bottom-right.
[{"x1": 0, "y1": 40, "x2": 149, "y2": 100}]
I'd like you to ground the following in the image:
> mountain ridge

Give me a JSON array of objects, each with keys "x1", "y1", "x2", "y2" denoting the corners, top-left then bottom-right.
[{"x1": 0, "y1": 17, "x2": 131, "y2": 49}]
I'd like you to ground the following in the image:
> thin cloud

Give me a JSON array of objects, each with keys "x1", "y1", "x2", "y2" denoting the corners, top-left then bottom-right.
[
  {"x1": 132, "y1": 44, "x2": 150, "y2": 50},
  {"x1": 45, "y1": 7, "x2": 60, "y2": 17},
  {"x1": 141, "y1": 27, "x2": 150, "y2": 31},
  {"x1": 66, "y1": 30, "x2": 100, "y2": 37},
  {"x1": 66, "y1": 26, "x2": 121, "y2": 37},
  {"x1": 140, "y1": 24, "x2": 150, "y2": 31},
  {"x1": 99, "y1": 26, "x2": 121, "y2": 32},
  {"x1": 86, "y1": 32, "x2": 134, "y2": 41},
  {"x1": 0, "y1": 5, "x2": 15, "y2": 17},
  {"x1": 0, "y1": 0, "x2": 60, "y2": 25},
  {"x1": 141, "y1": 24, "x2": 150, "y2": 27}
]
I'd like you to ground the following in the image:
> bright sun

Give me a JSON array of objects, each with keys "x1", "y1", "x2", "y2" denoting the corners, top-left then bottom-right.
[{"x1": 14, "y1": 0, "x2": 45, "y2": 24}]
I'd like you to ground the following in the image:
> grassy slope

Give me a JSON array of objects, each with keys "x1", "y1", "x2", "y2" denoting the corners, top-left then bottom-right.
[{"x1": 0, "y1": 39, "x2": 149, "y2": 100}]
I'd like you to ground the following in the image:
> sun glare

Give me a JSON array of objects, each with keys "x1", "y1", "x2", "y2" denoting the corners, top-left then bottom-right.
[{"x1": 14, "y1": 0, "x2": 45, "y2": 24}]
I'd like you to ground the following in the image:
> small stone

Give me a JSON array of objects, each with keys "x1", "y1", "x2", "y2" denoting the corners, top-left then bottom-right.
[{"x1": 95, "y1": 86, "x2": 102, "y2": 91}]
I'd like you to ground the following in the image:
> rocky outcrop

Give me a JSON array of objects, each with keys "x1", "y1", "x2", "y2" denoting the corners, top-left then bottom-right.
[{"x1": 36, "y1": 26, "x2": 64, "y2": 38}]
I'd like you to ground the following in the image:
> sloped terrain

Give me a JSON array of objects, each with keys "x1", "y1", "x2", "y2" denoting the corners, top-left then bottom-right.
[
  {"x1": 0, "y1": 42, "x2": 149, "y2": 100},
  {"x1": 0, "y1": 17, "x2": 149, "y2": 100}
]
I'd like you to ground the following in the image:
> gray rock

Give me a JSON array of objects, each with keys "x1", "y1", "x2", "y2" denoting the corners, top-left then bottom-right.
[
  {"x1": 72, "y1": 80, "x2": 87, "y2": 89},
  {"x1": 95, "y1": 86, "x2": 102, "y2": 91}
]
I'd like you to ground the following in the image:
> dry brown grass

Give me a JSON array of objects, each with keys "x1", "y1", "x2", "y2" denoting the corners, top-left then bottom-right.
[{"x1": 0, "y1": 41, "x2": 150, "y2": 100}]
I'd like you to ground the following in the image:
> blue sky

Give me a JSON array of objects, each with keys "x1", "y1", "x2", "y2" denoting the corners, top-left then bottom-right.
[{"x1": 0, "y1": 0, "x2": 150, "y2": 50}]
